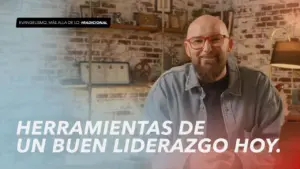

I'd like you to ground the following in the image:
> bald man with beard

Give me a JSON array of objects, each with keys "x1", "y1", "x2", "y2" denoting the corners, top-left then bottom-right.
[{"x1": 143, "y1": 15, "x2": 283, "y2": 169}]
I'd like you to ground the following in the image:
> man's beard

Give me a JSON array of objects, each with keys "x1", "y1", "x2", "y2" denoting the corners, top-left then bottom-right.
[{"x1": 192, "y1": 54, "x2": 226, "y2": 83}]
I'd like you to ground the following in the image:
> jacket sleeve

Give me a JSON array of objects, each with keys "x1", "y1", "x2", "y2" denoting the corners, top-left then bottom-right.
[
  {"x1": 141, "y1": 78, "x2": 190, "y2": 169},
  {"x1": 235, "y1": 74, "x2": 284, "y2": 169}
]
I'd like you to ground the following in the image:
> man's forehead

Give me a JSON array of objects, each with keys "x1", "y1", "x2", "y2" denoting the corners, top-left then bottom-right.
[
  {"x1": 187, "y1": 23, "x2": 221, "y2": 38},
  {"x1": 186, "y1": 15, "x2": 228, "y2": 39}
]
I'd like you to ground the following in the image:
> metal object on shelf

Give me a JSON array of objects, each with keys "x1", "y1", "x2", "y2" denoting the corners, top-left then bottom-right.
[
  {"x1": 133, "y1": 12, "x2": 158, "y2": 27},
  {"x1": 133, "y1": 59, "x2": 151, "y2": 83}
]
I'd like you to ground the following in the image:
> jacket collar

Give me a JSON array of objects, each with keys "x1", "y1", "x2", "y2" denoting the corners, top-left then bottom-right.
[{"x1": 185, "y1": 55, "x2": 242, "y2": 96}]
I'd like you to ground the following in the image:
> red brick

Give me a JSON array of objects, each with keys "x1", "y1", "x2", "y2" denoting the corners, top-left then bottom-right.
[
  {"x1": 260, "y1": 50, "x2": 270, "y2": 54},
  {"x1": 256, "y1": 23, "x2": 266, "y2": 27},
  {"x1": 261, "y1": 16, "x2": 271, "y2": 21},
  {"x1": 187, "y1": 1, "x2": 194, "y2": 6},
  {"x1": 256, "y1": 34, "x2": 263, "y2": 38},
  {"x1": 139, "y1": 36, "x2": 152, "y2": 41},
  {"x1": 279, "y1": 21, "x2": 287, "y2": 25},
  {"x1": 280, "y1": 9, "x2": 293, "y2": 14},
  {"x1": 129, "y1": 47, "x2": 138, "y2": 51},
  {"x1": 294, "y1": 78, "x2": 300, "y2": 82},
  {"x1": 261, "y1": 5, "x2": 273, "y2": 11},
  {"x1": 202, "y1": 4, "x2": 210, "y2": 8},
  {"x1": 273, "y1": 4, "x2": 285, "y2": 9},
  {"x1": 128, "y1": 35, "x2": 138, "y2": 39},
  {"x1": 267, "y1": 22, "x2": 277, "y2": 26},
  {"x1": 241, "y1": 29, "x2": 247, "y2": 33},
  {"x1": 112, "y1": 34, "x2": 123, "y2": 38},
  {"x1": 101, "y1": 2, "x2": 116, "y2": 8},
  {"x1": 68, "y1": 50, "x2": 83, "y2": 55},
  {"x1": 273, "y1": 15, "x2": 284, "y2": 20},
  {"x1": 279, "y1": 78, "x2": 291, "y2": 82},
  {"x1": 70, "y1": 38, "x2": 83, "y2": 43},
  {"x1": 146, "y1": 53, "x2": 159, "y2": 58},
  {"x1": 294, "y1": 8, "x2": 300, "y2": 13},
  {"x1": 132, "y1": 41, "x2": 146, "y2": 46},
  {"x1": 101, "y1": 39, "x2": 116, "y2": 44},
  {"x1": 256, "y1": 44, "x2": 264, "y2": 48},
  {"x1": 272, "y1": 77, "x2": 278, "y2": 81},
  {"x1": 143, "y1": 59, "x2": 152, "y2": 63},
  {"x1": 286, "y1": 3, "x2": 299, "y2": 8},
  {"x1": 154, "y1": 48, "x2": 162, "y2": 52},
  {"x1": 266, "y1": 11, "x2": 279, "y2": 15},
  {"x1": 92, "y1": 39, "x2": 100, "y2": 43},
  {"x1": 283, "y1": 89, "x2": 291, "y2": 94},
  {"x1": 140, "y1": 47, "x2": 152, "y2": 52},
  {"x1": 174, "y1": 44, "x2": 183, "y2": 47},
  {"x1": 92, "y1": 51, "x2": 100, "y2": 55},
  {"x1": 256, "y1": 12, "x2": 266, "y2": 16},
  {"x1": 118, "y1": 40, "x2": 131, "y2": 45},
  {"x1": 93, "y1": 8, "x2": 108, "y2": 15},
  {"x1": 245, "y1": 34, "x2": 253, "y2": 38}
]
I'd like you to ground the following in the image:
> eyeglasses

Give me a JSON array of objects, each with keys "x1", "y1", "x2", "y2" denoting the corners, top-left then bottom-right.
[{"x1": 185, "y1": 34, "x2": 228, "y2": 50}]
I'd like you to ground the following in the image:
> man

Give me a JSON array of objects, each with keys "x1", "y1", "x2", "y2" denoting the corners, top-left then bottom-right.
[{"x1": 143, "y1": 15, "x2": 283, "y2": 169}]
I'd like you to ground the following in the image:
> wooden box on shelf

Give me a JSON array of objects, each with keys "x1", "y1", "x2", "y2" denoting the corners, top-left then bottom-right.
[{"x1": 133, "y1": 12, "x2": 158, "y2": 28}]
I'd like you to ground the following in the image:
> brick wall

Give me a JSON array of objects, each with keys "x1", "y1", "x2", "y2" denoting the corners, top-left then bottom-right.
[
  {"x1": 56, "y1": 0, "x2": 203, "y2": 120},
  {"x1": 206, "y1": 0, "x2": 300, "y2": 115},
  {"x1": 59, "y1": 0, "x2": 203, "y2": 81},
  {"x1": 0, "y1": 0, "x2": 203, "y2": 122}
]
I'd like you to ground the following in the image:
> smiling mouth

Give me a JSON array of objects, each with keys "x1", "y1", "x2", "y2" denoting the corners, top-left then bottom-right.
[{"x1": 201, "y1": 57, "x2": 217, "y2": 63}]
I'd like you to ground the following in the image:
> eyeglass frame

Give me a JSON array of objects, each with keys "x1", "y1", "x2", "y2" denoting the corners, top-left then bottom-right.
[{"x1": 184, "y1": 34, "x2": 230, "y2": 50}]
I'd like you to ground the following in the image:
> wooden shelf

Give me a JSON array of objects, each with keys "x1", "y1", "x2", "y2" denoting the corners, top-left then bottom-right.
[
  {"x1": 110, "y1": 24, "x2": 157, "y2": 32},
  {"x1": 59, "y1": 78, "x2": 87, "y2": 89},
  {"x1": 59, "y1": 78, "x2": 153, "y2": 89},
  {"x1": 109, "y1": 24, "x2": 184, "y2": 34}
]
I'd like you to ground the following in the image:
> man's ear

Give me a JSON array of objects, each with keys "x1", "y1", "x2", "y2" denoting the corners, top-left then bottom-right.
[
  {"x1": 184, "y1": 42, "x2": 191, "y2": 57},
  {"x1": 228, "y1": 39, "x2": 233, "y2": 51}
]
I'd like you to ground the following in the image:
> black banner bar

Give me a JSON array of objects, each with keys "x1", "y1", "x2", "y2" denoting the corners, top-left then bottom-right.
[{"x1": 16, "y1": 18, "x2": 111, "y2": 28}]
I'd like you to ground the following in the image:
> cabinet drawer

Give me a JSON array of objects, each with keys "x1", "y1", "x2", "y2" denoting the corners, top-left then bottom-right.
[{"x1": 80, "y1": 62, "x2": 130, "y2": 84}]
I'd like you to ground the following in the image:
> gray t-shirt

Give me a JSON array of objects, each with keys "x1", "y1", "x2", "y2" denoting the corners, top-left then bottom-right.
[{"x1": 201, "y1": 68, "x2": 229, "y2": 142}]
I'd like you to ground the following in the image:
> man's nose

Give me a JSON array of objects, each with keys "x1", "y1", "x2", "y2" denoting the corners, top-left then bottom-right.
[{"x1": 202, "y1": 40, "x2": 212, "y2": 54}]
